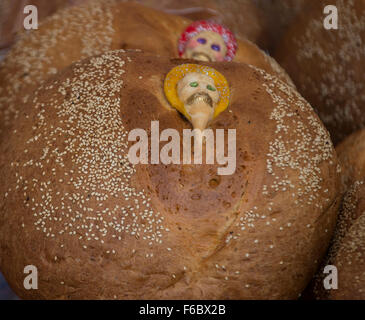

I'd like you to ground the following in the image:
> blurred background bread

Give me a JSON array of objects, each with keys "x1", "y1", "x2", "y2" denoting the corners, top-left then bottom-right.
[
  {"x1": 0, "y1": 0, "x2": 79, "y2": 50},
  {"x1": 303, "y1": 128, "x2": 365, "y2": 300},
  {"x1": 336, "y1": 129, "x2": 365, "y2": 191},
  {"x1": 0, "y1": 0, "x2": 266, "y2": 50},
  {"x1": 329, "y1": 187, "x2": 365, "y2": 300},
  {"x1": 275, "y1": 0, "x2": 365, "y2": 145},
  {"x1": 309, "y1": 181, "x2": 365, "y2": 300},
  {"x1": 330, "y1": 129, "x2": 365, "y2": 299},
  {"x1": 253, "y1": 0, "x2": 311, "y2": 52}
]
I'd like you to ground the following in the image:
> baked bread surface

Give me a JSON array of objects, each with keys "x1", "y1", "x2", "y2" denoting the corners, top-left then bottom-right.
[
  {"x1": 0, "y1": 0, "x2": 292, "y2": 142},
  {"x1": 275, "y1": 0, "x2": 365, "y2": 145},
  {"x1": 0, "y1": 50, "x2": 340, "y2": 299}
]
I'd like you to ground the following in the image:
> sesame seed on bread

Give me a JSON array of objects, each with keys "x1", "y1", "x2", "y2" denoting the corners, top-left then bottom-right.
[
  {"x1": 0, "y1": 50, "x2": 340, "y2": 299},
  {"x1": 253, "y1": 0, "x2": 310, "y2": 51},
  {"x1": 0, "y1": 0, "x2": 293, "y2": 146},
  {"x1": 336, "y1": 129, "x2": 365, "y2": 191},
  {"x1": 310, "y1": 181, "x2": 365, "y2": 299},
  {"x1": 275, "y1": 0, "x2": 365, "y2": 145},
  {"x1": 306, "y1": 128, "x2": 365, "y2": 299}
]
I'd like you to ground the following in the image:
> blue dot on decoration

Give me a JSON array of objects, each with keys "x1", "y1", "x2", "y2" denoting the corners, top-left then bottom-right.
[{"x1": 211, "y1": 44, "x2": 221, "y2": 52}]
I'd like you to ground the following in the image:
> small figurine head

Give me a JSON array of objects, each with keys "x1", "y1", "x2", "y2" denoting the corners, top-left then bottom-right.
[
  {"x1": 178, "y1": 21, "x2": 237, "y2": 62},
  {"x1": 176, "y1": 72, "x2": 219, "y2": 130},
  {"x1": 164, "y1": 64, "x2": 230, "y2": 131}
]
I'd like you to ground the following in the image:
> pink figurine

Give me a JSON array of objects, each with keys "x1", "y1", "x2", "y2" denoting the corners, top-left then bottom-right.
[{"x1": 178, "y1": 20, "x2": 237, "y2": 62}]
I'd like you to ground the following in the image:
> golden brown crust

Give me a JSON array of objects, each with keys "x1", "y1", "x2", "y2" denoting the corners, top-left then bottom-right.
[
  {"x1": 314, "y1": 129, "x2": 365, "y2": 299},
  {"x1": 275, "y1": 0, "x2": 365, "y2": 145},
  {"x1": 0, "y1": 0, "x2": 292, "y2": 143},
  {"x1": 330, "y1": 206, "x2": 365, "y2": 299},
  {"x1": 336, "y1": 129, "x2": 365, "y2": 191},
  {"x1": 310, "y1": 182, "x2": 365, "y2": 300},
  {"x1": 0, "y1": 0, "x2": 266, "y2": 50},
  {"x1": 0, "y1": 0, "x2": 71, "y2": 49},
  {"x1": 0, "y1": 50, "x2": 340, "y2": 299},
  {"x1": 253, "y1": 0, "x2": 312, "y2": 51},
  {"x1": 135, "y1": 0, "x2": 266, "y2": 48},
  {"x1": 307, "y1": 126, "x2": 365, "y2": 300}
]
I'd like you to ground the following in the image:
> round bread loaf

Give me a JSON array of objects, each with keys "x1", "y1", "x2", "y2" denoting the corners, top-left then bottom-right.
[
  {"x1": 0, "y1": 50, "x2": 341, "y2": 299},
  {"x1": 0, "y1": 0, "x2": 293, "y2": 143},
  {"x1": 275, "y1": 0, "x2": 365, "y2": 145},
  {"x1": 310, "y1": 181, "x2": 365, "y2": 300},
  {"x1": 336, "y1": 129, "x2": 365, "y2": 191},
  {"x1": 0, "y1": 0, "x2": 71, "y2": 50},
  {"x1": 306, "y1": 129, "x2": 365, "y2": 299},
  {"x1": 330, "y1": 184, "x2": 365, "y2": 300}
]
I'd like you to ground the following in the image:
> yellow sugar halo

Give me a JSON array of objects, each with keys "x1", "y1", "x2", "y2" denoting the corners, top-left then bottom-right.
[{"x1": 164, "y1": 64, "x2": 230, "y2": 120}]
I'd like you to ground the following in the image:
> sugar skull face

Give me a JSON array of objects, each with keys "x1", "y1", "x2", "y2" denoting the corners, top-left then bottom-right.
[
  {"x1": 177, "y1": 72, "x2": 220, "y2": 130},
  {"x1": 182, "y1": 30, "x2": 228, "y2": 62},
  {"x1": 164, "y1": 64, "x2": 230, "y2": 131}
]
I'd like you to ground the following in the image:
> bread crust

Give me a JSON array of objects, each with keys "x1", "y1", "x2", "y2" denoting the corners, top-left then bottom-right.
[
  {"x1": 336, "y1": 129, "x2": 365, "y2": 191},
  {"x1": 0, "y1": 0, "x2": 293, "y2": 144},
  {"x1": 309, "y1": 182, "x2": 365, "y2": 300},
  {"x1": 0, "y1": 0, "x2": 71, "y2": 49},
  {"x1": 138, "y1": 0, "x2": 266, "y2": 48},
  {"x1": 0, "y1": 0, "x2": 266, "y2": 50},
  {"x1": 330, "y1": 202, "x2": 365, "y2": 300},
  {"x1": 306, "y1": 129, "x2": 365, "y2": 299},
  {"x1": 0, "y1": 50, "x2": 340, "y2": 299},
  {"x1": 253, "y1": 0, "x2": 311, "y2": 51},
  {"x1": 275, "y1": 0, "x2": 365, "y2": 145}
]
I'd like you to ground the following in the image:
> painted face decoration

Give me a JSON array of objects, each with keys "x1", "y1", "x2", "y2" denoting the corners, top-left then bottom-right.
[
  {"x1": 176, "y1": 72, "x2": 220, "y2": 130},
  {"x1": 183, "y1": 31, "x2": 228, "y2": 62},
  {"x1": 178, "y1": 21, "x2": 237, "y2": 62},
  {"x1": 164, "y1": 64, "x2": 230, "y2": 132}
]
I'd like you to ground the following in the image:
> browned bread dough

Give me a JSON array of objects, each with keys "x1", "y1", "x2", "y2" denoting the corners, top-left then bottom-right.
[
  {"x1": 141, "y1": 0, "x2": 267, "y2": 48},
  {"x1": 0, "y1": 0, "x2": 266, "y2": 50},
  {"x1": 0, "y1": 50, "x2": 341, "y2": 299},
  {"x1": 330, "y1": 203, "x2": 365, "y2": 299},
  {"x1": 0, "y1": 0, "x2": 292, "y2": 142},
  {"x1": 310, "y1": 182, "x2": 365, "y2": 300},
  {"x1": 275, "y1": 0, "x2": 365, "y2": 145},
  {"x1": 0, "y1": 0, "x2": 72, "y2": 49},
  {"x1": 253, "y1": 0, "x2": 312, "y2": 51},
  {"x1": 308, "y1": 129, "x2": 365, "y2": 299},
  {"x1": 336, "y1": 129, "x2": 365, "y2": 191},
  {"x1": 330, "y1": 129, "x2": 365, "y2": 299}
]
